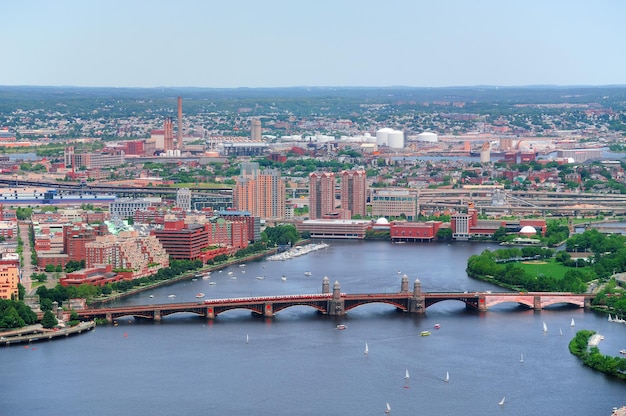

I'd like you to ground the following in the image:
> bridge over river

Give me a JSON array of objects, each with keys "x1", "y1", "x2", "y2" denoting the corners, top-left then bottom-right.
[{"x1": 77, "y1": 276, "x2": 594, "y2": 323}]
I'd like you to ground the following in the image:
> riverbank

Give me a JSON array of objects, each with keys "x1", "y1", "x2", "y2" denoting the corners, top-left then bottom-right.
[
  {"x1": 88, "y1": 248, "x2": 278, "y2": 306},
  {"x1": 0, "y1": 320, "x2": 95, "y2": 347}
]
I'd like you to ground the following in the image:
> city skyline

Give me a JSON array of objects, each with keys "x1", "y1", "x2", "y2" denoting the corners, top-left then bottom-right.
[{"x1": 3, "y1": 0, "x2": 625, "y2": 89}]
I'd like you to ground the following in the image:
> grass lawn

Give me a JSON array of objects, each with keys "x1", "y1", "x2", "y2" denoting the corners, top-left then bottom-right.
[{"x1": 516, "y1": 259, "x2": 589, "y2": 280}]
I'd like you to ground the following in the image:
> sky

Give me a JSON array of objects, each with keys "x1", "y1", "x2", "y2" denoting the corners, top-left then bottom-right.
[{"x1": 3, "y1": 0, "x2": 626, "y2": 88}]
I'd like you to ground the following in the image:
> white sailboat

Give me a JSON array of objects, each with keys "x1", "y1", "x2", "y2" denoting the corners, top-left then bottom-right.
[
  {"x1": 444, "y1": 371, "x2": 449, "y2": 382},
  {"x1": 542, "y1": 322, "x2": 548, "y2": 332},
  {"x1": 246, "y1": 334, "x2": 249, "y2": 343},
  {"x1": 364, "y1": 342, "x2": 369, "y2": 355},
  {"x1": 520, "y1": 353, "x2": 524, "y2": 363},
  {"x1": 559, "y1": 328, "x2": 563, "y2": 336},
  {"x1": 571, "y1": 318, "x2": 575, "y2": 327},
  {"x1": 384, "y1": 402, "x2": 391, "y2": 414},
  {"x1": 405, "y1": 369, "x2": 410, "y2": 380},
  {"x1": 499, "y1": 397, "x2": 505, "y2": 406}
]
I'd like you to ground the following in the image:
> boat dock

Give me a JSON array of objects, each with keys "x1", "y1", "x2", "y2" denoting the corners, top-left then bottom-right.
[
  {"x1": 0, "y1": 321, "x2": 96, "y2": 346},
  {"x1": 588, "y1": 333, "x2": 604, "y2": 347}
]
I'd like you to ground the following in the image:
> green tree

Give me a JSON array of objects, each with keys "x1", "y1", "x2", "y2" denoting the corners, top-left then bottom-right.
[{"x1": 41, "y1": 310, "x2": 58, "y2": 329}]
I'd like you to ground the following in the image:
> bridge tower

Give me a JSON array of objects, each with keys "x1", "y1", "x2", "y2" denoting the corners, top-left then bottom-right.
[
  {"x1": 401, "y1": 274, "x2": 409, "y2": 292},
  {"x1": 409, "y1": 278, "x2": 425, "y2": 314},
  {"x1": 328, "y1": 281, "x2": 345, "y2": 316},
  {"x1": 322, "y1": 276, "x2": 330, "y2": 294}
]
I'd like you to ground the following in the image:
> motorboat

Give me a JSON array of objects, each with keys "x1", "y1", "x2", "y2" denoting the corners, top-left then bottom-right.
[
  {"x1": 208, "y1": 282, "x2": 216, "y2": 286},
  {"x1": 434, "y1": 323, "x2": 441, "y2": 329},
  {"x1": 195, "y1": 293, "x2": 205, "y2": 298},
  {"x1": 336, "y1": 324, "x2": 347, "y2": 330},
  {"x1": 304, "y1": 271, "x2": 312, "y2": 276},
  {"x1": 619, "y1": 349, "x2": 626, "y2": 355},
  {"x1": 281, "y1": 276, "x2": 287, "y2": 281},
  {"x1": 256, "y1": 276, "x2": 266, "y2": 280},
  {"x1": 167, "y1": 294, "x2": 176, "y2": 298},
  {"x1": 420, "y1": 331, "x2": 431, "y2": 336}
]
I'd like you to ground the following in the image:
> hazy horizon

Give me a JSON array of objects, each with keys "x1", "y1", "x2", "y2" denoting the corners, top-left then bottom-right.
[{"x1": 4, "y1": 1, "x2": 625, "y2": 89}]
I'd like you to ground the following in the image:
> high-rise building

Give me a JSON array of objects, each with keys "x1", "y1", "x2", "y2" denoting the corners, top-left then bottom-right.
[
  {"x1": 340, "y1": 170, "x2": 367, "y2": 218},
  {"x1": 176, "y1": 188, "x2": 192, "y2": 212},
  {"x1": 164, "y1": 117, "x2": 174, "y2": 152},
  {"x1": 234, "y1": 162, "x2": 285, "y2": 220},
  {"x1": 251, "y1": 119, "x2": 262, "y2": 141},
  {"x1": 309, "y1": 172, "x2": 336, "y2": 220}
]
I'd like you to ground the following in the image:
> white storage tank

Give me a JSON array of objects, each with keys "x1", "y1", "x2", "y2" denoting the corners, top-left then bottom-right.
[
  {"x1": 376, "y1": 128, "x2": 393, "y2": 146},
  {"x1": 417, "y1": 132, "x2": 438, "y2": 143},
  {"x1": 387, "y1": 130, "x2": 405, "y2": 149}
]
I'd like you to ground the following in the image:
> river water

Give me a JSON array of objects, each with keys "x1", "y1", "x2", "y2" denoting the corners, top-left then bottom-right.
[{"x1": 2, "y1": 241, "x2": 625, "y2": 415}]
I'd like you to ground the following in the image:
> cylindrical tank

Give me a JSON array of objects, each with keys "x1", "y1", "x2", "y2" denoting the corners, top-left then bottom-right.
[
  {"x1": 417, "y1": 132, "x2": 438, "y2": 143},
  {"x1": 376, "y1": 128, "x2": 393, "y2": 146},
  {"x1": 388, "y1": 130, "x2": 404, "y2": 148}
]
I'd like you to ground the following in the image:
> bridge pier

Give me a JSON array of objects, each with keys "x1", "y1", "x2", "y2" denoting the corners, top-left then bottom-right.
[
  {"x1": 154, "y1": 310, "x2": 161, "y2": 321},
  {"x1": 584, "y1": 298, "x2": 591, "y2": 310},
  {"x1": 264, "y1": 302, "x2": 273, "y2": 318},
  {"x1": 534, "y1": 296, "x2": 542, "y2": 310},
  {"x1": 328, "y1": 281, "x2": 345, "y2": 316},
  {"x1": 206, "y1": 306, "x2": 215, "y2": 320},
  {"x1": 477, "y1": 294, "x2": 487, "y2": 312},
  {"x1": 105, "y1": 312, "x2": 112, "y2": 324}
]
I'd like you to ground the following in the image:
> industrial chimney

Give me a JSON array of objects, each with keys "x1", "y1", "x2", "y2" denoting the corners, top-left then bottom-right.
[{"x1": 177, "y1": 96, "x2": 183, "y2": 151}]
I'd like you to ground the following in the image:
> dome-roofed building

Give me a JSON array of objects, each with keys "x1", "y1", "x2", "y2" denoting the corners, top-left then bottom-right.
[{"x1": 519, "y1": 225, "x2": 537, "y2": 236}]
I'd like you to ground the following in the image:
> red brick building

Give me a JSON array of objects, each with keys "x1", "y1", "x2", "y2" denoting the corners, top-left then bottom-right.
[
  {"x1": 153, "y1": 220, "x2": 211, "y2": 260},
  {"x1": 389, "y1": 221, "x2": 443, "y2": 242},
  {"x1": 63, "y1": 223, "x2": 109, "y2": 262}
]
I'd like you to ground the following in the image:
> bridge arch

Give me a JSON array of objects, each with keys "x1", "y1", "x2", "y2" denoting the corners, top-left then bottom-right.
[{"x1": 343, "y1": 298, "x2": 409, "y2": 312}]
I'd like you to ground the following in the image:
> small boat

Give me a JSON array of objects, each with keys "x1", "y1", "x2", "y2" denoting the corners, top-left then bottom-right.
[
  {"x1": 281, "y1": 276, "x2": 287, "y2": 281},
  {"x1": 542, "y1": 322, "x2": 548, "y2": 332},
  {"x1": 231, "y1": 275, "x2": 237, "y2": 280},
  {"x1": 209, "y1": 282, "x2": 216, "y2": 286},
  {"x1": 444, "y1": 371, "x2": 449, "y2": 382},
  {"x1": 228, "y1": 271, "x2": 233, "y2": 275},
  {"x1": 434, "y1": 323, "x2": 441, "y2": 329},
  {"x1": 520, "y1": 353, "x2": 524, "y2": 363},
  {"x1": 499, "y1": 397, "x2": 505, "y2": 406},
  {"x1": 619, "y1": 349, "x2": 626, "y2": 355},
  {"x1": 256, "y1": 276, "x2": 265, "y2": 280},
  {"x1": 167, "y1": 294, "x2": 176, "y2": 298},
  {"x1": 195, "y1": 293, "x2": 205, "y2": 298},
  {"x1": 405, "y1": 369, "x2": 410, "y2": 380},
  {"x1": 421, "y1": 331, "x2": 431, "y2": 336},
  {"x1": 385, "y1": 402, "x2": 391, "y2": 414},
  {"x1": 336, "y1": 324, "x2": 347, "y2": 330},
  {"x1": 239, "y1": 264, "x2": 246, "y2": 267},
  {"x1": 571, "y1": 318, "x2": 575, "y2": 327},
  {"x1": 149, "y1": 295, "x2": 154, "y2": 298},
  {"x1": 304, "y1": 271, "x2": 312, "y2": 276},
  {"x1": 364, "y1": 342, "x2": 369, "y2": 355},
  {"x1": 191, "y1": 278, "x2": 198, "y2": 282}
]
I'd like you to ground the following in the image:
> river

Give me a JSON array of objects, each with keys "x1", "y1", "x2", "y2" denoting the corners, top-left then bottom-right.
[{"x1": 2, "y1": 241, "x2": 625, "y2": 416}]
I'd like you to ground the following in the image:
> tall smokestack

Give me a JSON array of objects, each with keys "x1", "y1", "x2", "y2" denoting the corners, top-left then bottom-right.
[{"x1": 177, "y1": 96, "x2": 183, "y2": 151}]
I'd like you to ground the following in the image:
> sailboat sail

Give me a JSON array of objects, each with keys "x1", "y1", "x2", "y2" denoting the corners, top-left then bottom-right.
[
  {"x1": 385, "y1": 402, "x2": 391, "y2": 414},
  {"x1": 405, "y1": 369, "x2": 409, "y2": 380},
  {"x1": 571, "y1": 318, "x2": 575, "y2": 327},
  {"x1": 499, "y1": 397, "x2": 506, "y2": 406},
  {"x1": 364, "y1": 342, "x2": 369, "y2": 355},
  {"x1": 543, "y1": 322, "x2": 548, "y2": 332},
  {"x1": 444, "y1": 371, "x2": 449, "y2": 382},
  {"x1": 520, "y1": 353, "x2": 524, "y2": 363}
]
